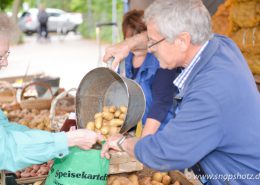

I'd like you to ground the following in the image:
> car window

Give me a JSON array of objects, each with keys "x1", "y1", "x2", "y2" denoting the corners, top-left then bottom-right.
[
  {"x1": 21, "y1": 12, "x2": 30, "y2": 17},
  {"x1": 48, "y1": 12, "x2": 61, "y2": 17}
]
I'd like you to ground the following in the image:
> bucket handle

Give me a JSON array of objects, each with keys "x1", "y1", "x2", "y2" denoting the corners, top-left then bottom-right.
[{"x1": 107, "y1": 57, "x2": 126, "y2": 77}]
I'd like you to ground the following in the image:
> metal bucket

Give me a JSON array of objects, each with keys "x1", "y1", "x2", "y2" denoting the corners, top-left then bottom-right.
[{"x1": 76, "y1": 67, "x2": 145, "y2": 134}]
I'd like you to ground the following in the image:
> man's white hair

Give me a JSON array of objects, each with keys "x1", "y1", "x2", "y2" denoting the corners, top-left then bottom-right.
[{"x1": 144, "y1": 0, "x2": 212, "y2": 45}]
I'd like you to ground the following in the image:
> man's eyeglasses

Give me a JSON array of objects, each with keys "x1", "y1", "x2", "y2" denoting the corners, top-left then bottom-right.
[
  {"x1": 147, "y1": 38, "x2": 166, "y2": 49},
  {"x1": 0, "y1": 51, "x2": 10, "y2": 61}
]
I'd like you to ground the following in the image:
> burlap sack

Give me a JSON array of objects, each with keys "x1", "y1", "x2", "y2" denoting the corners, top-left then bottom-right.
[
  {"x1": 230, "y1": 1, "x2": 260, "y2": 28},
  {"x1": 243, "y1": 53, "x2": 260, "y2": 75},
  {"x1": 230, "y1": 26, "x2": 260, "y2": 54}
]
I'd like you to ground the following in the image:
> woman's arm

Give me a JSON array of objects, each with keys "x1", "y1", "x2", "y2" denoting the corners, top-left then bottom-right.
[{"x1": 143, "y1": 68, "x2": 177, "y2": 136}]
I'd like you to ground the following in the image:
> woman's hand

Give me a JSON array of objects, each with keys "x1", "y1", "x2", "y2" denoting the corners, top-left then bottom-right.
[{"x1": 66, "y1": 129, "x2": 104, "y2": 150}]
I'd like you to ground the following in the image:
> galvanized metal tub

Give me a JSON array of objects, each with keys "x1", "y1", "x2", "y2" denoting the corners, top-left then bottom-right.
[{"x1": 76, "y1": 67, "x2": 145, "y2": 134}]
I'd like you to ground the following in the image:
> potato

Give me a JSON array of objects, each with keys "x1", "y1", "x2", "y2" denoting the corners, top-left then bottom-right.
[
  {"x1": 103, "y1": 106, "x2": 110, "y2": 112},
  {"x1": 119, "y1": 113, "x2": 126, "y2": 120},
  {"x1": 114, "y1": 110, "x2": 121, "y2": 118},
  {"x1": 15, "y1": 171, "x2": 21, "y2": 178},
  {"x1": 101, "y1": 126, "x2": 110, "y2": 135},
  {"x1": 161, "y1": 172, "x2": 168, "y2": 176},
  {"x1": 95, "y1": 117, "x2": 103, "y2": 129},
  {"x1": 94, "y1": 112, "x2": 103, "y2": 119},
  {"x1": 95, "y1": 128, "x2": 101, "y2": 134},
  {"x1": 119, "y1": 106, "x2": 127, "y2": 114},
  {"x1": 110, "y1": 119, "x2": 124, "y2": 127},
  {"x1": 151, "y1": 181, "x2": 164, "y2": 185},
  {"x1": 128, "y1": 174, "x2": 139, "y2": 185},
  {"x1": 109, "y1": 106, "x2": 116, "y2": 113},
  {"x1": 109, "y1": 126, "x2": 120, "y2": 135},
  {"x1": 152, "y1": 172, "x2": 163, "y2": 182},
  {"x1": 173, "y1": 181, "x2": 180, "y2": 185},
  {"x1": 107, "y1": 175, "x2": 118, "y2": 185},
  {"x1": 32, "y1": 164, "x2": 40, "y2": 171},
  {"x1": 162, "y1": 175, "x2": 171, "y2": 185},
  {"x1": 112, "y1": 177, "x2": 132, "y2": 185},
  {"x1": 102, "y1": 120, "x2": 110, "y2": 126},
  {"x1": 21, "y1": 172, "x2": 31, "y2": 178},
  {"x1": 28, "y1": 121, "x2": 38, "y2": 128},
  {"x1": 102, "y1": 112, "x2": 114, "y2": 121},
  {"x1": 36, "y1": 122, "x2": 45, "y2": 130},
  {"x1": 111, "y1": 179, "x2": 121, "y2": 185},
  {"x1": 86, "y1": 121, "x2": 95, "y2": 131},
  {"x1": 30, "y1": 171, "x2": 37, "y2": 177},
  {"x1": 139, "y1": 177, "x2": 152, "y2": 185}
]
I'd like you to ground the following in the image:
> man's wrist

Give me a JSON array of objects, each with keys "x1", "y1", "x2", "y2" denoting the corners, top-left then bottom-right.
[{"x1": 117, "y1": 136, "x2": 126, "y2": 152}]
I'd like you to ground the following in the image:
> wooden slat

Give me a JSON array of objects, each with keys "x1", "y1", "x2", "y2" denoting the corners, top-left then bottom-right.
[{"x1": 16, "y1": 175, "x2": 47, "y2": 184}]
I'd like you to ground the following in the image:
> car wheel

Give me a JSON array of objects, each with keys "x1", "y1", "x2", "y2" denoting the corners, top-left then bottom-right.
[{"x1": 25, "y1": 31, "x2": 34, "y2": 36}]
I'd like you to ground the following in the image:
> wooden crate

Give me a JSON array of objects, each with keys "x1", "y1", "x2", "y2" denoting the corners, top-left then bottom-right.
[
  {"x1": 109, "y1": 151, "x2": 143, "y2": 174},
  {"x1": 0, "y1": 171, "x2": 5, "y2": 185},
  {"x1": 16, "y1": 176, "x2": 47, "y2": 185}
]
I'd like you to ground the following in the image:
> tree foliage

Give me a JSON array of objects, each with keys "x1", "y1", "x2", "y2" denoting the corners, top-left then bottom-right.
[
  {"x1": 2, "y1": 0, "x2": 124, "y2": 41},
  {"x1": 22, "y1": 0, "x2": 124, "y2": 41},
  {"x1": 0, "y1": 0, "x2": 14, "y2": 11}
]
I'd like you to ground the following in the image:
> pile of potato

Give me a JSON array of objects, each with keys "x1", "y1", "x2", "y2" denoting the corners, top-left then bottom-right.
[
  {"x1": 5, "y1": 108, "x2": 52, "y2": 131},
  {"x1": 108, "y1": 172, "x2": 181, "y2": 185},
  {"x1": 85, "y1": 105, "x2": 127, "y2": 138},
  {"x1": 15, "y1": 160, "x2": 53, "y2": 179},
  {"x1": 108, "y1": 174, "x2": 139, "y2": 185}
]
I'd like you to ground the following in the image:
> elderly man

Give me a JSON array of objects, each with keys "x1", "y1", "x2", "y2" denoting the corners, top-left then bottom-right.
[{"x1": 101, "y1": 0, "x2": 260, "y2": 184}]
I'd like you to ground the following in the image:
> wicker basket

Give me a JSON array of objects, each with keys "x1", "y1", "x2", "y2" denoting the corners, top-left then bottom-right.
[
  {"x1": 0, "y1": 81, "x2": 16, "y2": 104},
  {"x1": 20, "y1": 82, "x2": 53, "y2": 110},
  {"x1": 50, "y1": 88, "x2": 76, "y2": 132}
]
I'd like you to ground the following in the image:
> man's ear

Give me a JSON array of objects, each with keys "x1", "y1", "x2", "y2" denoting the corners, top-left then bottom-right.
[{"x1": 178, "y1": 32, "x2": 191, "y2": 52}]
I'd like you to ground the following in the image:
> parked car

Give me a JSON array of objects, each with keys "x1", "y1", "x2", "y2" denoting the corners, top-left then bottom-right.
[{"x1": 19, "y1": 8, "x2": 83, "y2": 35}]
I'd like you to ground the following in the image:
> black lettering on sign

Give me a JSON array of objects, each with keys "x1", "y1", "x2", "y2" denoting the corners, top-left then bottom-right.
[{"x1": 53, "y1": 169, "x2": 108, "y2": 181}]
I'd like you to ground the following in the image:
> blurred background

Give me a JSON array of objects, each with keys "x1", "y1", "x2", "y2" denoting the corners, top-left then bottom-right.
[{"x1": 0, "y1": 0, "x2": 163, "y2": 89}]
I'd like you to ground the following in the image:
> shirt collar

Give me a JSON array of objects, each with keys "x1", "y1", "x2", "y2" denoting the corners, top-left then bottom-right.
[{"x1": 173, "y1": 41, "x2": 209, "y2": 90}]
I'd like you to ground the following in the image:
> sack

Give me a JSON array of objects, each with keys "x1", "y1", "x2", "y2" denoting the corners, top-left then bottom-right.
[
  {"x1": 230, "y1": 26, "x2": 260, "y2": 54},
  {"x1": 230, "y1": 1, "x2": 260, "y2": 28},
  {"x1": 45, "y1": 147, "x2": 110, "y2": 185}
]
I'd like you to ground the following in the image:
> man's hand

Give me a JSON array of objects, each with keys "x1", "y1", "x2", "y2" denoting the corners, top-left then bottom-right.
[
  {"x1": 103, "y1": 42, "x2": 131, "y2": 70},
  {"x1": 103, "y1": 32, "x2": 148, "y2": 70},
  {"x1": 101, "y1": 134, "x2": 123, "y2": 159},
  {"x1": 66, "y1": 129, "x2": 104, "y2": 150}
]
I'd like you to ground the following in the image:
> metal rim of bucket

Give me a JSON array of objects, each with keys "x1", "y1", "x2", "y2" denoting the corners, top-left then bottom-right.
[
  {"x1": 76, "y1": 67, "x2": 146, "y2": 134},
  {"x1": 121, "y1": 77, "x2": 146, "y2": 133},
  {"x1": 75, "y1": 67, "x2": 129, "y2": 128}
]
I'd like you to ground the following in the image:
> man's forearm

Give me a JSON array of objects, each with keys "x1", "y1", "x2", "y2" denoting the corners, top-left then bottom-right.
[
  {"x1": 142, "y1": 118, "x2": 161, "y2": 137},
  {"x1": 122, "y1": 137, "x2": 140, "y2": 157},
  {"x1": 125, "y1": 32, "x2": 148, "y2": 51}
]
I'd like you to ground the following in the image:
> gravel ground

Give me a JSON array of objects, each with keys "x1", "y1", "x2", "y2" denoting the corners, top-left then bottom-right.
[{"x1": 0, "y1": 33, "x2": 109, "y2": 90}]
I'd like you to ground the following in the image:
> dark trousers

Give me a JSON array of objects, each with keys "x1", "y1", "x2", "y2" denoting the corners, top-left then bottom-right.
[{"x1": 38, "y1": 23, "x2": 48, "y2": 38}]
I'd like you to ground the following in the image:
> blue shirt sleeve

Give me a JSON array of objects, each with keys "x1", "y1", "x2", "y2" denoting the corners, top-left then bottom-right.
[
  {"x1": 134, "y1": 90, "x2": 222, "y2": 171},
  {"x1": 0, "y1": 111, "x2": 30, "y2": 131},
  {"x1": 147, "y1": 68, "x2": 176, "y2": 123},
  {"x1": 0, "y1": 110, "x2": 69, "y2": 172}
]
